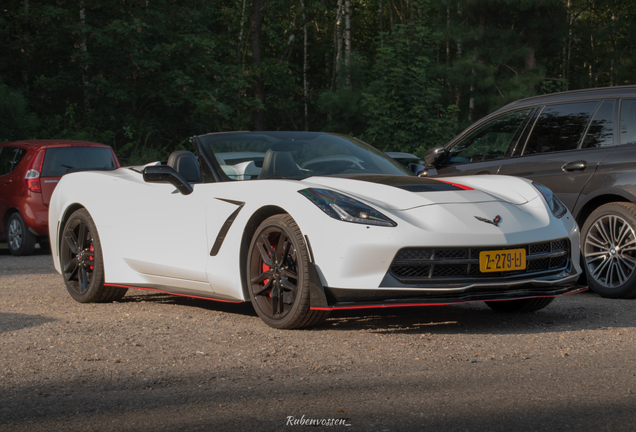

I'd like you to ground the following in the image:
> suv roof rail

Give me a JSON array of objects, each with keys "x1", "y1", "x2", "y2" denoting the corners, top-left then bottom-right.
[{"x1": 502, "y1": 85, "x2": 636, "y2": 110}]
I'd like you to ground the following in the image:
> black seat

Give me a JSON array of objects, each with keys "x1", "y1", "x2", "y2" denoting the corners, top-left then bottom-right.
[
  {"x1": 258, "y1": 150, "x2": 302, "y2": 179},
  {"x1": 167, "y1": 150, "x2": 201, "y2": 183}
]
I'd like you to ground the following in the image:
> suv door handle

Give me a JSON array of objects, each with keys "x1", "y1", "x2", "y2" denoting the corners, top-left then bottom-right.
[
  {"x1": 3, "y1": 180, "x2": 11, "y2": 185},
  {"x1": 562, "y1": 161, "x2": 586, "y2": 172}
]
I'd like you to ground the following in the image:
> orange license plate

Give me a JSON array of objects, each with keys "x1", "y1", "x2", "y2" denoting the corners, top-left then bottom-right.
[{"x1": 479, "y1": 249, "x2": 526, "y2": 272}]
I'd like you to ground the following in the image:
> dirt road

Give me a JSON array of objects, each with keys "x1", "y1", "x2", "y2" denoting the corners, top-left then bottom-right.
[{"x1": 1, "y1": 247, "x2": 635, "y2": 431}]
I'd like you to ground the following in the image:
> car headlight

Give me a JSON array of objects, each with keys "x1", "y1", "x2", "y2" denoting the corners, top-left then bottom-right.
[
  {"x1": 533, "y1": 182, "x2": 567, "y2": 219},
  {"x1": 299, "y1": 188, "x2": 397, "y2": 227}
]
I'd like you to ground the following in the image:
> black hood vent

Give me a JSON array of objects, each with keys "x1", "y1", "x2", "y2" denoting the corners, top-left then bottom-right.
[{"x1": 349, "y1": 175, "x2": 470, "y2": 192}]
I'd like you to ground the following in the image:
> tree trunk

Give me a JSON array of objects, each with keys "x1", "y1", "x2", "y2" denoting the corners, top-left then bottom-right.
[
  {"x1": 250, "y1": 0, "x2": 266, "y2": 131},
  {"x1": 238, "y1": 0, "x2": 247, "y2": 60},
  {"x1": 344, "y1": 0, "x2": 351, "y2": 86},
  {"x1": 379, "y1": 0, "x2": 383, "y2": 48},
  {"x1": 21, "y1": 0, "x2": 29, "y2": 87},
  {"x1": 590, "y1": 33, "x2": 596, "y2": 87},
  {"x1": 610, "y1": 13, "x2": 616, "y2": 86},
  {"x1": 565, "y1": 0, "x2": 572, "y2": 90},
  {"x1": 302, "y1": 0, "x2": 308, "y2": 131},
  {"x1": 333, "y1": 0, "x2": 343, "y2": 88},
  {"x1": 80, "y1": 2, "x2": 90, "y2": 111},
  {"x1": 469, "y1": 81, "x2": 474, "y2": 123},
  {"x1": 525, "y1": 46, "x2": 536, "y2": 70},
  {"x1": 445, "y1": 7, "x2": 450, "y2": 68}
]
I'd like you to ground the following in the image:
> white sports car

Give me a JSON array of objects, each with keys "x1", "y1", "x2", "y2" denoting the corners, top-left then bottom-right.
[{"x1": 49, "y1": 132, "x2": 586, "y2": 329}]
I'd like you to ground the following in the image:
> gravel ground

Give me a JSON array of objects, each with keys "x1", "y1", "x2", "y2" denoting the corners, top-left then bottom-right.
[{"x1": 1, "y1": 246, "x2": 635, "y2": 431}]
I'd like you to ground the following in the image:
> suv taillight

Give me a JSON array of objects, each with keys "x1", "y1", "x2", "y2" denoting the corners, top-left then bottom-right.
[{"x1": 25, "y1": 149, "x2": 45, "y2": 193}]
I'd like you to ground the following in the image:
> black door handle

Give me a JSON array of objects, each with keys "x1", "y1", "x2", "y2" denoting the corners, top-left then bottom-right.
[{"x1": 562, "y1": 161, "x2": 586, "y2": 172}]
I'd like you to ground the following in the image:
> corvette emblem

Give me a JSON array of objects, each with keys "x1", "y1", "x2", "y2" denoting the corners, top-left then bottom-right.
[{"x1": 475, "y1": 215, "x2": 502, "y2": 227}]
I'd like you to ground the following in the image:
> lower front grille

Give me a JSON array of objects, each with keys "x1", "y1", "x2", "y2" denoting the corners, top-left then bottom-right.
[{"x1": 390, "y1": 239, "x2": 570, "y2": 284}]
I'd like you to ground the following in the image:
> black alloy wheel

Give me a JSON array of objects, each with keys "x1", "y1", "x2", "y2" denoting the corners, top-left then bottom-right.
[
  {"x1": 247, "y1": 214, "x2": 328, "y2": 329},
  {"x1": 582, "y1": 202, "x2": 636, "y2": 299},
  {"x1": 60, "y1": 208, "x2": 127, "y2": 303}
]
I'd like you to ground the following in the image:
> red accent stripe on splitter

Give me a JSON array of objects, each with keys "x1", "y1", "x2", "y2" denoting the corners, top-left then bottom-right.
[
  {"x1": 311, "y1": 302, "x2": 455, "y2": 311},
  {"x1": 104, "y1": 284, "x2": 243, "y2": 303},
  {"x1": 434, "y1": 179, "x2": 474, "y2": 191}
]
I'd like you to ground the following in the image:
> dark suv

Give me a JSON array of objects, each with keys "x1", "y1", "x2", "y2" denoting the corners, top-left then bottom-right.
[{"x1": 422, "y1": 85, "x2": 636, "y2": 299}]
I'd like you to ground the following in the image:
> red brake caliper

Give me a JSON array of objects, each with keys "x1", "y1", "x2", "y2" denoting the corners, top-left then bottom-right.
[
  {"x1": 262, "y1": 262, "x2": 270, "y2": 297},
  {"x1": 89, "y1": 245, "x2": 94, "y2": 271},
  {"x1": 262, "y1": 241, "x2": 275, "y2": 297}
]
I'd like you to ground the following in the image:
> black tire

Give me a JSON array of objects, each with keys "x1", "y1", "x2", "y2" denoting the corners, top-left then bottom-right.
[
  {"x1": 486, "y1": 297, "x2": 554, "y2": 313},
  {"x1": 581, "y1": 202, "x2": 636, "y2": 299},
  {"x1": 60, "y1": 208, "x2": 127, "y2": 303},
  {"x1": 38, "y1": 238, "x2": 51, "y2": 253},
  {"x1": 247, "y1": 214, "x2": 329, "y2": 329},
  {"x1": 6, "y1": 213, "x2": 36, "y2": 256}
]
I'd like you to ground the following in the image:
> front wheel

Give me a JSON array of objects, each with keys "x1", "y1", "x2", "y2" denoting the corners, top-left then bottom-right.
[
  {"x1": 581, "y1": 202, "x2": 636, "y2": 299},
  {"x1": 247, "y1": 214, "x2": 329, "y2": 329},
  {"x1": 486, "y1": 297, "x2": 554, "y2": 313},
  {"x1": 60, "y1": 208, "x2": 127, "y2": 303}
]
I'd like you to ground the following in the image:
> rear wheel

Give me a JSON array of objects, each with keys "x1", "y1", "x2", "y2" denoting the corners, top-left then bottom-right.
[
  {"x1": 581, "y1": 202, "x2": 636, "y2": 299},
  {"x1": 60, "y1": 208, "x2": 127, "y2": 303},
  {"x1": 247, "y1": 214, "x2": 329, "y2": 329},
  {"x1": 6, "y1": 213, "x2": 36, "y2": 256},
  {"x1": 486, "y1": 297, "x2": 554, "y2": 313}
]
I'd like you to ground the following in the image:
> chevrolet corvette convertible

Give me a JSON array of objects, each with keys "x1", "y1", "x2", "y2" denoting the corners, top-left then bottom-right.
[{"x1": 49, "y1": 132, "x2": 586, "y2": 329}]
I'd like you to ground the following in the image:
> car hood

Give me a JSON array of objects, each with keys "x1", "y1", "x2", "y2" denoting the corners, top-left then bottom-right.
[{"x1": 302, "y1": 175, "x2": 539, "y2": 211}]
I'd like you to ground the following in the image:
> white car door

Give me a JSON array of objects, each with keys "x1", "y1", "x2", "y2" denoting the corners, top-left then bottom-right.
[{"x1": 113, "y1": 181, "x2": 212, "y2": 283}]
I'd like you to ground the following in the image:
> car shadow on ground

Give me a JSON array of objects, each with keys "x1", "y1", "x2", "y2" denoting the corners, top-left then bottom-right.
[
  {"x1": 4, "y1": 370, "x2": 636, "y2": 431},
  {"x1": 115, "y1": 289, "x2": 632, "y2": 336},
  {"x1": 0, "y1": 243, "x2": 51, "y2": 256},
  {"x1": 320, "y1": 290, "x2": 634, "y2": 335},
  {"x1": 0, "y1": 312, "x2": 56, "y2": 333},
  {"x1": 119, "y1": 291, "x2": 259, "y2": 316}
]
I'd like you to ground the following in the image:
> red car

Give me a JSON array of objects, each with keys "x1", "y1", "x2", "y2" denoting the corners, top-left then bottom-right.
[{"x1": 0, "y1": 140, "x2": 120, "y2": 256}]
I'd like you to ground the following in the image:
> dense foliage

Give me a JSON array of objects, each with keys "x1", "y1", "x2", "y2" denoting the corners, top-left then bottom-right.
[{"x1": 1, "y1": 0, "x2": 634, "y2": 164}]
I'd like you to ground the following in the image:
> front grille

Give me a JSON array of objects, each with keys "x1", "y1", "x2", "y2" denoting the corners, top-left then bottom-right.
[
  {"x1": 391, "y1": 265, "x2": 431, "y2": 279},
  {"x1": 390, "y1": 239, "x2": 570, "y2": 284},
  {"x1": 435, "y1": 249, "x2": 467, "y2": 260}
]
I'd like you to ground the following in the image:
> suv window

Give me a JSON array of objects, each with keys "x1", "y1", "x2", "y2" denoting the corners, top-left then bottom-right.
[
  {"x1": 446, "y1": 109, "x2": 531, "y2": 165},
  {"x1": 523, "y1": 101, "x2": 599, "y2": 154},
  {"x1": 0, "y1": 146, "x2": 27, "y2": 176},
  {"x1": 619, "y1": 99, "x2": 636, "y2": 146},
  {"x1": 41, "y1": 147, "x2": 116, "y2": 177},
  {"x1": 582, "y1": 100, "x2": 616, "y2": 148}
]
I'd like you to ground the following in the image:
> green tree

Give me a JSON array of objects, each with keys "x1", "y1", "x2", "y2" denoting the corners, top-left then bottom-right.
[
  {"x1": 362, "y1": 3, "x2": 457, "y2": 153},
  {"x1": 0, "y1": 81, "x2": 40, "y2": 142},
  {"x1": 435, "y1": 0, "x2": 567, "y2": 127}
]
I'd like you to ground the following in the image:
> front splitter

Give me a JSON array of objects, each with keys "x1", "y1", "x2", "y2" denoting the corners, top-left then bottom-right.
[{"x1": 311, "y1": 285, "x2": 588, "y2": 311}]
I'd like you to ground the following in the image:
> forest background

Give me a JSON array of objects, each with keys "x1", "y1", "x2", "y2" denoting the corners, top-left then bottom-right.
[{"x1": 1, "y1": 0, "x2": 634, "y2": 165}]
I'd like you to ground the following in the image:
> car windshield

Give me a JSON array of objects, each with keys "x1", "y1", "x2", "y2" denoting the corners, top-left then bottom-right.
[{"x1": 195, "y1": 131, "x2": 411, "y2": 180}]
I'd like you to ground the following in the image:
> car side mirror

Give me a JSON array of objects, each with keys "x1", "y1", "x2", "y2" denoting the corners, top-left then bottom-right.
[
  {"x1": 424, "y1": 146, "x2": 447, "y2": 167},
  {"x1": 143, "y1": 165, "x2": 193, "y2": 195}
]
